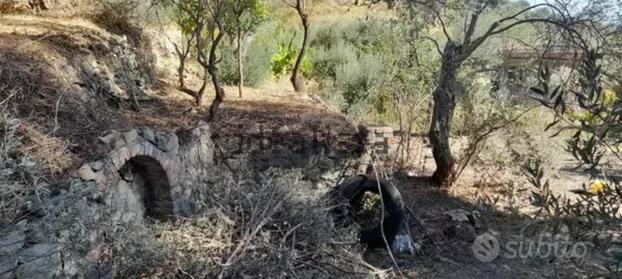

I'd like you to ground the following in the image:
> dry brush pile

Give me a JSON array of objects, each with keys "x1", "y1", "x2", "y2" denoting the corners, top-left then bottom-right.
[{"x1": 152, "y1": 166, "x2": 393, "y2": 278}]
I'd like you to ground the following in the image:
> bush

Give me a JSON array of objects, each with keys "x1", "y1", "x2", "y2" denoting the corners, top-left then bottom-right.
[
  {"x1": 269, "y1": 34, "x2": 313, "y2": 79},
  {"x1": 220, "y1": 23, "x2": 278, "y2": 87},
  {"x1": 310, "y1": 18, "x2": 438, "y2": 122},
  {"x1": 333, "y1": 54, "x2": 383, "y2": 113},
  {"x1": 0, "y1": 0, "x2": 29, "y2": 13},
  {"x1": 312, "y1": 40, "x2": 358, "y2": 81}
]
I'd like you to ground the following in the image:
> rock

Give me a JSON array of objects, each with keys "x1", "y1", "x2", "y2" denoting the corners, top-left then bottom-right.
[
  {"x1": 78, "y1": 164, "x2": 99, "y2": 181},
  {"x1": 0, "y1": 231, "x2": 25, "y2": 256},
  {"x1": 444, "y1": 221, "x2": 477, "y2": 242},
  {"x1": 165, "y1": 135, "x2": 179, "y2": 154},
  {"x1": 128, "y1": 142, "x2": 144, "y2": 157},
  {"x1": 444, "y1": 209, "x2": 471, "y2": 223},
  {"x1": 98, "y1": 131, "x2": 120, "y2": 147},
  {"x1": 122, "y1": 129, "x2": 139, "y2": 144},
  {"x1": 276, "y1": 125, "x2": 290, "y2": 133},
  {"x1": 0, "y1": 256, "x2": 17, "y2": 276},
  {"x1": 24, "y1": 229, "x2": 46, "y2": 246},
  {"x1": 15, "y1": 255, "x2": 62, "y2": 279},
  {"x1": 114, "y1": 147, "x2": 132, "y2": 169},
  {"x1": 85, "y1": 264, "x2": 113, "y2": 279},
  {"x1": 17, "y1": 244, "x2": 62, "y2": 263},
  {"x1": 90, "y1": 161, "x2": 105, "y2": 171},
  {"x1": 15, "y1": 244, "x2": 63, "y2": 279},
  {"x1": 153, "y1": 132, "x2": 169, "y2": 150},
  {"x1": 138, "y1": 127, "x2": 155, "y2": 142},
  {"x1": 444, "y1": 209, "x2": 478, "y2": 242}
]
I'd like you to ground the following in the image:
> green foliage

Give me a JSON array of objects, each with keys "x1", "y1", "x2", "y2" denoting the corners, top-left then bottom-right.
[
  {"x1": 219, "y1": 23, "x2": 278, "y2": 86},
  {"x1": 271, "y1": 39, "x2": 296, "y2": 77},
  {"x1": 310, "y1": 18, "x2": 439, "y2": 122},
  {"x1": 334, "y1": 54, "x2": 383, "y2": 112},
  {"x1": 525, "y1": 49, "x2": 622, "y2": 249},
  {"x1": 162, "y1": 0, "x2": 198, "y2": 36},
  {"x1": 523, "y1": 158, "x2": 622, "y2": 223},
  {"x1": 270, "y1": 36, "x2": 313, "y2": 78},
  {"x1": 223, "y1": 0, "x2": 269, "y2": 35}
]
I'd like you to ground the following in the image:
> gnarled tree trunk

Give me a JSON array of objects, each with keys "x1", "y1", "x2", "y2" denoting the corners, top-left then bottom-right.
[
  {"x1": 428, "y1": 42, "x2": 463, "y2": 187},
  {"x1": 206, "y1": 29, "x2": 225, "y2": 120},
  {"x1": 207, "y1": 63, "x2": 225, "y2": 120},
  {"x1": 290, "y1": 0, "x2": 309, "y2": 92}
]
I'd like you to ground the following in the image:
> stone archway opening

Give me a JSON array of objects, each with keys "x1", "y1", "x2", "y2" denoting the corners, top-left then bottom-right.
[{"x1": 114, "y1": 155, "x2": 174, "y2": 222}]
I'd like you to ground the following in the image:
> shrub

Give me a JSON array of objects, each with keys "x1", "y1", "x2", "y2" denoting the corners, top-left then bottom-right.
[
  {"x1": 312, "y1": 40, "x2": 358, "y2": 81},
  {"x1": 269, "y1": 32, "x2": 313, "y2": 79},
  {"x1": 0, "y1": 0, "x2": 28, "y2": 13},
  {"x1": 333, "y1": 54, "x2": 383, "y2": 113},
  {"x1": 308, "y1": 18, "x2": 440, "y2": 125},
  {"x1": 220, "y1": 23, "x2": 278, "y2": 87}
]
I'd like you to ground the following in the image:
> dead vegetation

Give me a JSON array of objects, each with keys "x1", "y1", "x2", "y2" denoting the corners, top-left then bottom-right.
[
  {"x1": 0, "y1": 98, "x2": 45, "y2": 226},
  {"x1": 154, "y1": 167, "x2": 388, "y2": 278}
]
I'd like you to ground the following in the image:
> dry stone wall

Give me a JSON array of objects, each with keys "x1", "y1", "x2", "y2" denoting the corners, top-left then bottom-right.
[{"x1": 77, "y1": 122, "x2": 214, "y2": 220}]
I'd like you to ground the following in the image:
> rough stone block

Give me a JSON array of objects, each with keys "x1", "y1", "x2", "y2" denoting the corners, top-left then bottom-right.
[
  {"x1": 15, "y1": 245, "x2": 63, "y2": 279},
  {"x1": 142, "y1": 142, "x2": 155, "y2": 157},
  {"x1": 0, "y1": 256, "x2": 16, "y2": 277},
  {"x1": 17, "y1": 244, "x2": 62, "y2": 263},
  {"x1": 128, "y1": 142, "x2": 144, "y2": 158},
  {"x1": 165, "y1": 135, "x2": 179, "y2": 154},
  {"x1": 110, "y1": 147, "x2": 130, "y2": 170},
  {"x1": 98, "y1": 131, "x2": 120, "y2": 147},
  {"x1": 122, "y1": 129, "x2": 140, "y2": 145},
  {"x1": 78, "y1": 164, "x2": 99, "y2": 181},
  {"x1": 0, "y1": 231, "x2": 25, "y2": 255},
  {"x1": 138, "y1": 127, "x2": 155, "y2": 142}
]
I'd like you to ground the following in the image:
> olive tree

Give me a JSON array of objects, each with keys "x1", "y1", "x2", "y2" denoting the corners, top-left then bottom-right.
[
  {"x1": 163, "y1": 0, "x2": 196, "y2": 89},
  {"x1": 166, "y1": 0, "x2": 211, "y2": 107},
  {"x1": 405, "y1": 0, "x2": 593, "y2": 187},
  {"x1": 283, "y1": 0, "x2": 310, "y2": 92},
  {"x1": 223, "y1": 0, "x2": 268, "y2": 98}
]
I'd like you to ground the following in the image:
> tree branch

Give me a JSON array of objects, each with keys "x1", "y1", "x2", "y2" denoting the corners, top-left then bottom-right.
[
  {"x1": 463, "y1": 2, "x2": 489, "y2": 45},
  {"x1": 421, "y1": 35, "x2": 443, "y2": 56},
  {"x1": 410, "y1": 0, "x2": 453, "y2": 42}
]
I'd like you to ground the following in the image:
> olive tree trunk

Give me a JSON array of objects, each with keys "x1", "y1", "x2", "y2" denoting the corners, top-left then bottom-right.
[
  {"x1": 206, "y1": 31, "x2": 225, "y2": 120},
  {"x1": 428, "y1": 42, "x2": 463, "y2": 187},
  {"x1": 290, "y1": 0, "x2": 309, "y2": 92}
]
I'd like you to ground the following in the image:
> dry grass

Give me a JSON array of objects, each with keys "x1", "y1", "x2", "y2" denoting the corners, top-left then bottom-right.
[
  {"x1": 152, "y1": 166, "x2": 389, "y2": 278},
  {"x1": 18, "y1": 123, "x2": 75, "y2": 175},
  {"x1": 0, "y1": 99, "x2": 44, "y2": 227}
]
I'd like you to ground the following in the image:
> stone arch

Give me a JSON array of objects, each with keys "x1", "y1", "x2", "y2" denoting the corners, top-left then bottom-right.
[
  {"x1": 77, "y1": 127, "x2": 185, "y2": 221},
  {"x1": 117, "y1": 155, "x2": 174, "y2": 219}
]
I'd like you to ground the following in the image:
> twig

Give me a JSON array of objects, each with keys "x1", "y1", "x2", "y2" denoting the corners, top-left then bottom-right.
[
  {"x1": 405, "y1": 204, "x2": 438, "y2": 248},
  {"x1": 52, "y1": 89, "x2": 64, "y2": 136},
  {"x1": 370, "y1": 157, "x2": 404, "y2": 278}
]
